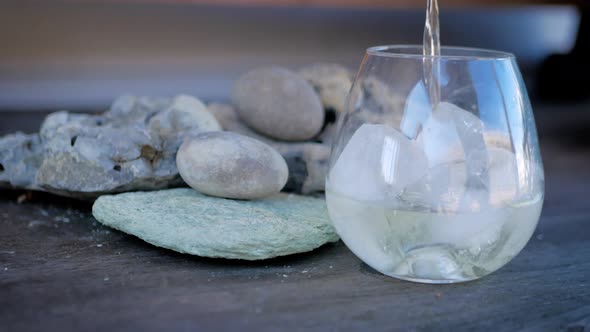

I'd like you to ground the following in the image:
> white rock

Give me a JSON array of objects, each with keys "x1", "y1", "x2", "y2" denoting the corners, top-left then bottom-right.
[
  {"x1": 25, "y1": 94, "x2": 221, "y2": 198},
  {"x1": 149, "y1": 95, "x2": 221, "y2": 147}
]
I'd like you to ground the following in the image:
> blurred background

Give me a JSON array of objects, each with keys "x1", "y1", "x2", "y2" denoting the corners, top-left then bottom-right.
[{"x1": 0, "y1": 0, "x2": 587, "y2": 117}]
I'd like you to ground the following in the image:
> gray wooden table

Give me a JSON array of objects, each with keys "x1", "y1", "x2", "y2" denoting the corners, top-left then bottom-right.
[{"x1": 1, "y1": 109, "x2": 589, "y2": 331}]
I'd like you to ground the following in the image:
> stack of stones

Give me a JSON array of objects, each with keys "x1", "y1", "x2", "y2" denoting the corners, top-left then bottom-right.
[
  {"x1": 207, "y1": 64, "x2": 354, "y2": 196},
  {"x1": 0, "y1": 64, "x2": 354, "y2": 198},
  {"x1": 0, "y1": 64, "x2": 355, "y2": 260}
]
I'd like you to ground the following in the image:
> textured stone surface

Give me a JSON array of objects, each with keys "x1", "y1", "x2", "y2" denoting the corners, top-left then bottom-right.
[
  {"x1": 1, "y1": 94, "x2": 220, "y2": 198},
  {"x1": 355, "y1": 77, "x2": 406, "y2": 128},
  {"x1": 208, "y1": 103, "x2": 270, "y2": 142},
  {"x1": 0, "y1": 132, "x2": 43, "y2": 189},
  {"x1": 231, "y1": 66, "x2": 324, "y2": 141},
  {"x1": 92, "y1": 188, "x2": 339, "y2": 260},
  {"x1": 209, "y1": 103, "x2": 330, "y2": 194},
  {"x1": 298, "y1": 64, "x2": 354, "y2": 146},
  {"x1": 177, "y1": 132, "x2": 288, "y2": 199},
  {"x1": 299, "y1": 63, "x2": 354, "y2": 114},
  {"x1": 277, "y1": 142, "x2": 330, "y2": 195},
  {"x1": 148, "y1": 95, "x2": 221, "y2": 149}
]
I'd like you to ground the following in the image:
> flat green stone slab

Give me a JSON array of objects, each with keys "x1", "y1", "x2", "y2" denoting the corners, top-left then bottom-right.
[{"x1": 92, "y1": 188, "x2": 339, "y2": 260}]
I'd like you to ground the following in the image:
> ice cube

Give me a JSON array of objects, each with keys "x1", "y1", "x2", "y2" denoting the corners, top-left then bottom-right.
[
  {"x1": 394, "y1": 245, "x2": 463, "y2": 280},
  {"x1": 400, "y1": 81, "x2": 432, "y2": 139},
  {"x1": 402, "y1": 149, "x2": 518, "y2": 251},
  {"x1": 450, "y1": 148, "x2": 518, "y2": 210},
  {"x1": 399, "y1": 160, "x2": 468, "y2": 211},
  {"x1": 417, "y1": 102, "x2": 486, "y2": 168},
  {"x1": 413, "y1": 101, "x2": 491, "y2": 211},
  {"x1": 428, "y1": 198, "x2": 508, "y2": 249},
  {"x1": 328, "y1": 124, "x2": 428, "y2": 202},
  {"x1": 487, "y1": 147, "x2": 518, "y2": 205},
  {"x1": 401, "y1": 148, "x2": 519, "y2": 212}
]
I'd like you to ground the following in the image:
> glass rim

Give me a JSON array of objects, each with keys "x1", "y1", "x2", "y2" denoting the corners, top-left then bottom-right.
[{"x1": 366, "y1": 45, "x2": 515, "y2": 60}]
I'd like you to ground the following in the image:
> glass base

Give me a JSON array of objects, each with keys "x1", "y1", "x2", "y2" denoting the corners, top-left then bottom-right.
[
  {"x1": 386, "y1": 274, "x2": 478, "y2": 284},
  {"x1": 379, "y1": 245, "x2": 489, "y2": 284}
]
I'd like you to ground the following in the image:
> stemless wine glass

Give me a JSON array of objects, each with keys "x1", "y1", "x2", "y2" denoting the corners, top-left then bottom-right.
[{"x1": 326, "y1": 45, "x2": 544, "y2": 283}]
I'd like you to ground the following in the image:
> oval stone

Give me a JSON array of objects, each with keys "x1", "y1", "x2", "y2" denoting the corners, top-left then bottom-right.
[
  {"x1": 176, "y1": 131, "x2": 289, "y2": 199},
  {"x1": 231, "y1": 66, "x2": 324, "y2": 141}
]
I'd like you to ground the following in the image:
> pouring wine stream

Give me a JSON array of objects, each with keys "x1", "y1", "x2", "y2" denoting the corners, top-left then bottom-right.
[
  {"x1": 423, "y1": 0, "x2": 491, "y2": 201},
  {"x1": 423, "y1": 0, "x2": 441, "y2": 108}
]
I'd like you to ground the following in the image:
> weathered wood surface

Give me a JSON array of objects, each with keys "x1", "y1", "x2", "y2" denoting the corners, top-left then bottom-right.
[{"x1": 1, "y1": 109, "x2": 589, "y2": 331}]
